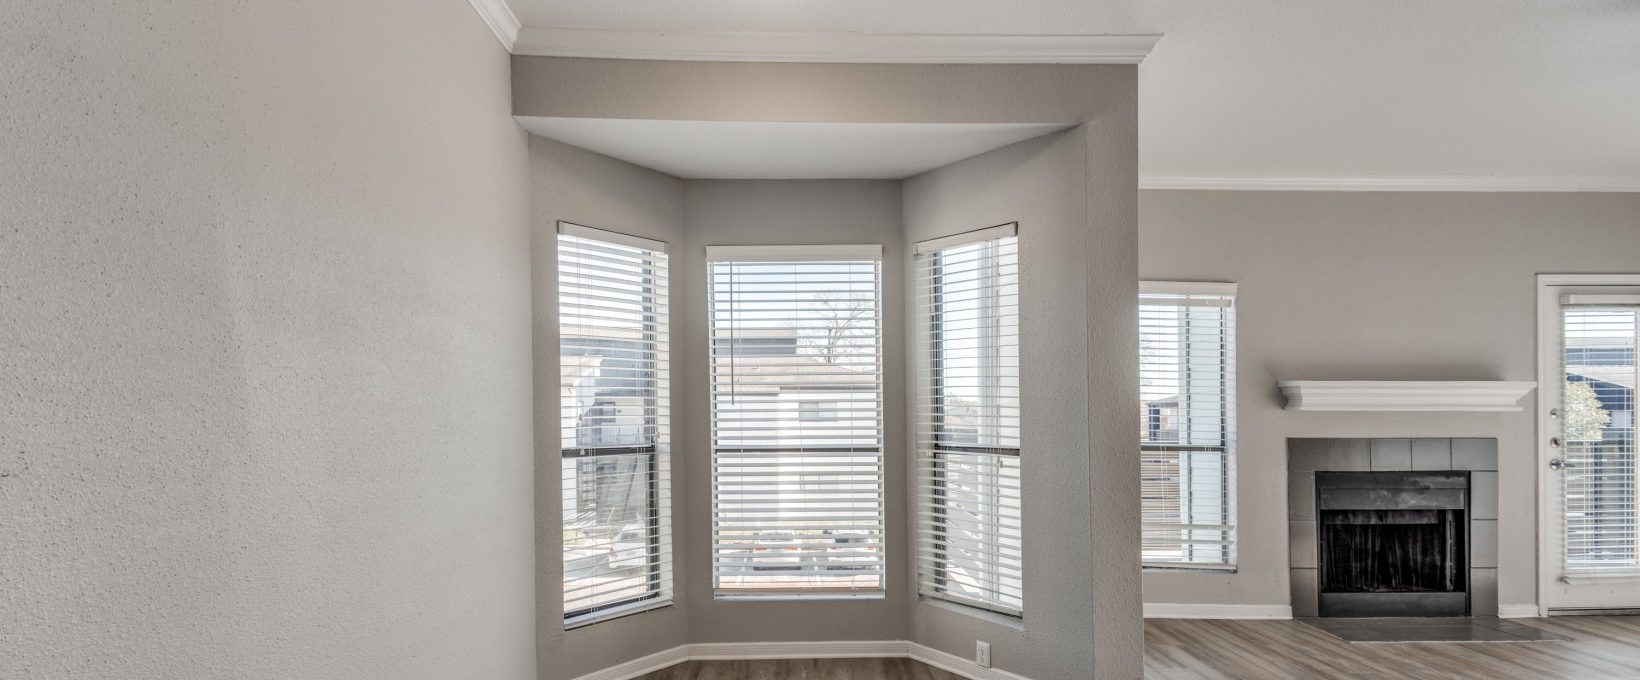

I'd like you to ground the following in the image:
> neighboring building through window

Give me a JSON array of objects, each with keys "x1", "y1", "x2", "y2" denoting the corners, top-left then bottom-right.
[
  {"x1": 707, "y1": 245, "x2": 886, "y2": 596},
  {"x1": 1139, "y1": 282, "x2": 1237, "y2": 569},
  {"x1": 557, "y1": 223, "x2": 671, "y2": 626},
  {"x1": 913, "y1": 224, "x2": 1023, "y2": 616}
]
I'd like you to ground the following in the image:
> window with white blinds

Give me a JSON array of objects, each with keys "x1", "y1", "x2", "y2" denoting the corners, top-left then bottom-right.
[
  {"x1": 1560, "y1": 298, "x2": 1639, "y2": 576},
  {"x1": 1139, "y1": 282, "x2": 1236, "y2": 569},
  {"x1": 913, "y1": 224, "x2": 1023, "y2": 616},
  {"x1": 708, "y1": 244, "x2": 885, "y2": 595},
  {"x1": 558, "y1": 223, "x2": 671, "y2": 625}
]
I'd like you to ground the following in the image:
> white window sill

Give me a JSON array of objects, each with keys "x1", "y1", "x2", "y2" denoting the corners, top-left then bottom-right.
[
  {"x1": 1560, "y1": 573, "x2": 1640, "y2": 585},
  {"x1": 1143, "y1": 565, "x2": 1238, "y2": 575},
  {"x1": 565, "y1": 598, "x2": 673, "y2": 630}
]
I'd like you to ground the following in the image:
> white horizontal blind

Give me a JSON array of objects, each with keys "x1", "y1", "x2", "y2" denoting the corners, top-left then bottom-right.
[
  {"x1": 914, "y1": 227, "x2": 1023, "y2": 616},
  {"x1": 1139, "y1": 285, "x2": 1236, "y2": 568},
  {"x1": 709, "y1": 248, "x2": 885, "y2": 595},
  {"x1": 1561, "y1": 303, "x2": 1639, "y2": 576},
  {"x1": 558, "y1": 224, "x2": 671, "y2": 625}
]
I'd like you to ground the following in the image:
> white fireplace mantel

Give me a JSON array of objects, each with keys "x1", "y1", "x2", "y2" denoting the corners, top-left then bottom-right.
[{"x1": 1277, "y1": 381, "x2": 1537, "y2": 412}]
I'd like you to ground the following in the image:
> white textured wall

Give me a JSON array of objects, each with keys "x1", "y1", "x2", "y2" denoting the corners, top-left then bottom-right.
[
  {"x1": 0, "y1": 1, "x2": 534, "y2": 678},
  {"x1": 1139, "y1": 190, "x2": 1640, "y2": 613}
]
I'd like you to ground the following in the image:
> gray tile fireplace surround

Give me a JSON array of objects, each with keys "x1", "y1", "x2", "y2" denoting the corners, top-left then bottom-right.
[{"x1": 1288, "y1": 438, "x2": 1499, "y2": 617}]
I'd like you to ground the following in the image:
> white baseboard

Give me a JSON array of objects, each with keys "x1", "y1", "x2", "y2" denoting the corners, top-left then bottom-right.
[
  {"x1": 569, "y1": 640, "x2": 1033, "y2": 680},
  {"x1": 1144, "y1": 603, "x2": 1293, "y2": 619},
  {"x1": 1497, "y1": 604, "x2": 1541, "y2": 618},
  {"x1": 571, "y1": 645, "x2": 690, "y2": 680},
  {"x1": 906, "y1": 642, "x2": 1033, "y2": 680},
  {"x1": 690, "y1": 640, "x2": 907, "y2": 660}
]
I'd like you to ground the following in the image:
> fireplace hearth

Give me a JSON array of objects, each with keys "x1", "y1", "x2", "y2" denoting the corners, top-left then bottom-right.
[{"x1": 1316, "y1": 471, "x2": 1469, "y2": 617}]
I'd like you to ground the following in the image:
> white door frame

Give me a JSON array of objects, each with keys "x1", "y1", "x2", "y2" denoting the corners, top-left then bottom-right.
[{"x1": 1535, "y1": 274, "x2": 1640, "y2": 615}]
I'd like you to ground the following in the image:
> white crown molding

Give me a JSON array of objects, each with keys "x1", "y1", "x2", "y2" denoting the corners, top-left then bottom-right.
[
  {"x1": 1143, "y1": 603, "x2": 1293, "y2": 619},
  {"x1": 1278, "y1": 381, "x2": 1538, "y2": 412},
  {"x1": 566, "y1": 641, "x2": 1035, "y2": 680},
  {"x1": 1497, "y1": 604, "x2": 1542, "y2": 618},
  {"x1": 1140, "y1": 175, "x2": 1640, "y2": 192},
  {"x1": 466, "y1": 0, "x2": 520, "y2": 50},
  {"x1": 512, "y1": 27, "x2": 1161, "y2": 64}
]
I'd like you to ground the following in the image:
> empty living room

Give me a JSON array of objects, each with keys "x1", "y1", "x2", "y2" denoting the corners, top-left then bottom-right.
[{"x1": 7, "y1": 1, "x2": 1640, "y2": 679}]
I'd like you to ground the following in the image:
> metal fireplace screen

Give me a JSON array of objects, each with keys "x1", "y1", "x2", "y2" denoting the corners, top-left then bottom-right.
[{"x1": 1316, "y1": 471, "x2": 1469, "y2": 617}]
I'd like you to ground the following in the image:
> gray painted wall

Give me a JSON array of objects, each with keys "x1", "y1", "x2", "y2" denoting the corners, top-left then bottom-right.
[
  {"x1": 1083, "y1": 74, "x2": 1145, "y2": 680},
  {"x1": 1, "y1": 1, "x2": 534, "y2": 678},
  {"x1": 1139, "y1": 190, "x2": 1640, "y2": 612},
  {"x1": 512, "y1": 58, "x2": 1130, "y2": 126},
  {"x1": 677, "y1": 180, "x2": 911, "y2": 643},
  {"x1": 531, "y1": 137, "x2": 690, "y2": 680},
  {"x1": 904, "y1": 124, "x2": 1142, "y2": 680}
]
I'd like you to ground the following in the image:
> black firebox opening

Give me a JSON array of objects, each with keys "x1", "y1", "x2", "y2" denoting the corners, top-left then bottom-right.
[
  {"x1": 1320, "y1": 509, "x2": 1466, "y2": 594},
  {"x1": 1315, "y1": 470, "x2": 1471, "y2": 617}
]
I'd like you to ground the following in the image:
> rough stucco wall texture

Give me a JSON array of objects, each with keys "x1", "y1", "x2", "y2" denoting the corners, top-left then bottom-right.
[{"x1": 0, "y1": 1, "x2": 534, "y2": 678}]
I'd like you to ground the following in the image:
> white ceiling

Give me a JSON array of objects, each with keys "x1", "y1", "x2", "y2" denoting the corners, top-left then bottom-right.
[
  {"x1": 492, "y1": 0, "x2": 1640, "y2": 190},
  {"x1": 516, "y1": 118, "x2": 1071, "y2": 179}
]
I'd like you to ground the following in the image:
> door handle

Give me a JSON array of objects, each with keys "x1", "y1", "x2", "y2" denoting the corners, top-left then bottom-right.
[{"x1": 1550, "y1": 458, "x2": 1564, "y2": 471}]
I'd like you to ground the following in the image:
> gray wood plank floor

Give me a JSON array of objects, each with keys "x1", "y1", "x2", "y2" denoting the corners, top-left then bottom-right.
[
  {"x1": 1145, "y1": 616, "x2": 1640, "y2": 679},
  {"x1": 632, "y1": 658, "x2": 962, "y2": 680},
  {"x1": 630, "y1": 617, "x2": 1640, "y2": 679}
]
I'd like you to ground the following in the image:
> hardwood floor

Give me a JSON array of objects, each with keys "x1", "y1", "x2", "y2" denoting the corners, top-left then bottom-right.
[
  {"x1": 632, "y1": 658, "x2": 962, "y2": 680},
  {"x1": 1146, "y1": 616, "x2": 1640, "y2": 679},
  {"x1": 629, "y1": 617, "x2": 1640, "y2": 679}
]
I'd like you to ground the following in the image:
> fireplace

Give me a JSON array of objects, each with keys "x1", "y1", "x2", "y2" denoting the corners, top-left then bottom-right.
[
  {"x1": 1316, "y1": 471, "x2": 1469, "y2": 617},
  {"x1": 1288, "y1": 439, "x2": 1497, "y2": 618}
]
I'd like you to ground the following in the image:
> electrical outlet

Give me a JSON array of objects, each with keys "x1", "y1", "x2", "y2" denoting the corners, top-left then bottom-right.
[{"x1": 975, "y1": 641, "x2": 991, "y2": 668}]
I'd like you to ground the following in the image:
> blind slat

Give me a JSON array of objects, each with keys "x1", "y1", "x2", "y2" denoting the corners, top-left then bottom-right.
[
  {"x1": 710, "y1": 253, "x2": 886, "y2": 595},
  {"x1": 559, "y1": 231, "x2": 672, "y2": 625},
  {"x1": 914, "y1": 234, "x2": 1024, "y2": 617},
  {"x1": 1560, "y1": 304, "x2": 1639, "y2": 577},
  {"x1": 1140, "y1": 286, "x2": 1237, "y2": 569}
]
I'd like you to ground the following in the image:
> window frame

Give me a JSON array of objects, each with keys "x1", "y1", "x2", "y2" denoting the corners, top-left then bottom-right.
[
  {"x1": 1556, "y1": 293, "x2": 1640, "y2": 576},
  {"x1": 1139, "y1": 280, "x2": 1238, "y2": 572},
  {"x1": 557, "y1": 222, "x2": 673, "y2": 627},
  {"x1": 706, "y1": 244, "x2": 888, "y2": 598},
  {"x1": 915, "y1": 224, "x2": 1024, "y2": 617}
]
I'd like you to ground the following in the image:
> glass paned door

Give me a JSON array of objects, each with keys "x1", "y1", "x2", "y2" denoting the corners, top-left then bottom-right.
[
  {"x1": 1541, "y1": 281, "x2": 1640, "y2": 613},
  {"x1": 1560, "y1": 305, "x2": 1639, "y2": 576}
]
